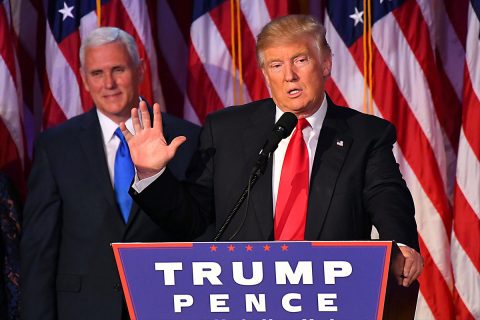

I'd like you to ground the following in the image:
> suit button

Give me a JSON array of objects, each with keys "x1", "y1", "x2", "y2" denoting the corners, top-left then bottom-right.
[{"x1": 113, "y1": 283, "x2": 121, "y2": 291}]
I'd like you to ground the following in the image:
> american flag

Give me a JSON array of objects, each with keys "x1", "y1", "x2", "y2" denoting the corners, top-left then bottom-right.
[
  {"x1": 1, "y1": 0, "x2": 479, "y2": 319},
  {"x1": 325, "y1": 0, "x2": 479, "y2": 319},
  {"x1": 0, "y1": 0, "x2": 26, "y2": 197},
  {"x1": 452, "y1": 1, "x2": 480, "y2": 319}
]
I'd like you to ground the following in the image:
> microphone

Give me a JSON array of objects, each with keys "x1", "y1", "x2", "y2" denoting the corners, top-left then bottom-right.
[
  {"x1": 252, "y1": 112, "x2": 298, "y2": 175},
  {"x1": 213, "y1": 112, "x2": 297, "y2": 241}
]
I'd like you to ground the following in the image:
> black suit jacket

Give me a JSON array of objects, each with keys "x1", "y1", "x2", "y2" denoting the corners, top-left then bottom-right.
[
  {"x1": 20, "y1": 108, "x2": 200, "y2": 320},
  {"x1": 133, "y1": 97, "x2": 419, "y2": 250}
]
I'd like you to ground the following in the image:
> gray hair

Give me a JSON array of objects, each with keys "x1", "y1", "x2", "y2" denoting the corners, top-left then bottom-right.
[
  {"x1": 79, "y1": 27, "x2": 140, "y2": 68},
  {"x1": 256, "y1": 15, "x2": 331, "y2": 68}
]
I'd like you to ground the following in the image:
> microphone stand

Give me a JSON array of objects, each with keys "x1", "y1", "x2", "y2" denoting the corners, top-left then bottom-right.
[{"x1": 213, "y1": 154, "x2": 269, "y2": 241}]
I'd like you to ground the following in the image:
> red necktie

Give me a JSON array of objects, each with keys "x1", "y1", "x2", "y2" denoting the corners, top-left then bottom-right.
[{"x1": 274, "y1": 118, "x2": 310, "y2": 240}]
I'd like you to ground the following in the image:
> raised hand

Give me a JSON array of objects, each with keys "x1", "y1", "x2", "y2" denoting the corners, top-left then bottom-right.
[{"x1": 120, "y1": 101, "x2": 186, "y2": 180}]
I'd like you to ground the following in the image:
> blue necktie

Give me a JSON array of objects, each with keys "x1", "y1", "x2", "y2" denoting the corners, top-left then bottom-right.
[{"x1": 114, "y1": 128, "x2": 134, "y2": 222}]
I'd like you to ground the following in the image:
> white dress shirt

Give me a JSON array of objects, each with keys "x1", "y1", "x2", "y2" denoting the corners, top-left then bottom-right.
[{"x1": 272, "y1": 94, "x2": 328, "y2": 215}]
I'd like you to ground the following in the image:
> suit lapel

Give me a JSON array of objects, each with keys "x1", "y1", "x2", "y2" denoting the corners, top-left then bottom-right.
[
  {"x1": 242, "y1": 101, "x2": 276, "y2": 239},
  {"x1": 305, "y1": 103, "x2": 352, "y2": 240},
  {"x1": 78, "y1": 109, "x2": 126, "y2": 230}
]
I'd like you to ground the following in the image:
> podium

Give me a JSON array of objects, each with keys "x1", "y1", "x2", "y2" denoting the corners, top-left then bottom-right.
[{"x1": 112, "y1": 241, "x2": 418, "y2": 320}]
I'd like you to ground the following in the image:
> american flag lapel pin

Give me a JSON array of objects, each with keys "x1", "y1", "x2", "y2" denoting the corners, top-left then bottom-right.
[{"x1": 336, "y1": 140, "x2": 344, "y2": 147}]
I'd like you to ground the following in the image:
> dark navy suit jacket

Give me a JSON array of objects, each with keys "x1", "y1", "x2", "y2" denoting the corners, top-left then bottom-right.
[
  {"x1": 20, "y1": 107, "x2": 200, "y2": 320},
  {"x1": 133, "y1": 97, "x2": 419, "y2": 250}
]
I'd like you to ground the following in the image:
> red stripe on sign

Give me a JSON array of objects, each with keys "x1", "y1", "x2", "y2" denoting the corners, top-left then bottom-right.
[
  {"x1": 462, "y1": 65, "x2": 480, "y2": 161},
  {"x1": 102, "y1": 0, "x2": 154, "y2": 104},
  {"x1": 453, "y1": 184, "x2": 480, "y2": 273},
  {"x1": 187, "y1": 43, "x2": 224, "y2": 123},
  {"x1": 393, "y1": 0, "x2": 461, "y2": 151},
  {"x1": 417, "y1": 235, "x2": 455, "y2": 320}
]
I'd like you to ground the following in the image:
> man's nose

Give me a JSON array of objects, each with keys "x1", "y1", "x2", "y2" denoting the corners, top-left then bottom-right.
[
  {"x1": 284, "y1": 64, "x2": 298, "y2": 82},
  {"x1": 103, "y1": 73, "x2": 115, "y2": 88}
]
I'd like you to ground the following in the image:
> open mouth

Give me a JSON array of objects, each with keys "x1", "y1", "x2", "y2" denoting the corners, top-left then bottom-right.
[{"x1": 287, "y1": 88, "x2": 302, "y2": 97}]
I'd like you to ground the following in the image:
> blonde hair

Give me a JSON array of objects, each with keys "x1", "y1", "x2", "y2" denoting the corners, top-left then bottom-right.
[{"x1": 256, "y1": 14, "x2": 331, "y2": 67}]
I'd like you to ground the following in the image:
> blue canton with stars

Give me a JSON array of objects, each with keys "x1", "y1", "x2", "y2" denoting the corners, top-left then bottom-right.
[
  {"x1": 327, "y1": 0, "x2": 405, "y2": 47},
  {"x1": 192, "y1": 0, "x2": 227, "y2": 22},
  {"x1": 47, "y1": 0, "x2": 109, "y2": 43}
]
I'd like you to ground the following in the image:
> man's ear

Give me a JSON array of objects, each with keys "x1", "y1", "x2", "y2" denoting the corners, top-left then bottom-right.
[
  {"x1": 322, "y1": 53, "x2": 332, "y2": 78},
  {"x1": 79, "y1": 68, "x2": 90, "y2": 92}
]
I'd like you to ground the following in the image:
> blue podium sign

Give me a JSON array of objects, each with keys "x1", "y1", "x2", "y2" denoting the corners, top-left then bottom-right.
[{"x1": 112, "y1": 241, "x2": 393, "y2": 320}]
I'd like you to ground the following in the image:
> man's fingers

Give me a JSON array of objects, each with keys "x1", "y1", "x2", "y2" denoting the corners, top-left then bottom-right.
[
  {"x1": 398, "y1": 246, "x2": 424, "y2": 287},
  {"x1": 131, "y1": 107, "x2": 142, "y2": 133},
  {"x1": 152, "y1": 103, "x2": 163, "y2": 132},
  {"x1": 139, "y1": 100, "x2": 151, "y2": 129},
  {"x1": 169, "y1": 136, "x2": 187, "y2": 153},
  {"x1": 119, "y1": 122, "x2": 133, "y2": 141}
]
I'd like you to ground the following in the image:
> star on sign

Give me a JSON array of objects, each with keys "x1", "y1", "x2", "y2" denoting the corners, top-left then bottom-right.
[
  {"x1": 349, "y1": 7, "x2": 364, "y2": 26},
  {"x1": 58, "y1": 2, "x2": 74, "y2": 21}
]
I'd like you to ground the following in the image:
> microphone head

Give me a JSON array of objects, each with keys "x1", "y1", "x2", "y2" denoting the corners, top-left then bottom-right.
[{"x1": 275, "y1": 112, "x2": 298, "y2": 138}]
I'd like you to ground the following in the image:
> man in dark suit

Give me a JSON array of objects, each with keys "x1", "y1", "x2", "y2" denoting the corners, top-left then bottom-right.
[
  {"x1": 123, "y1": 15, "x2": 423, "y2": 287},
  {"x1": 20, "y1": 27, "x2": 199, "y2": 319}
]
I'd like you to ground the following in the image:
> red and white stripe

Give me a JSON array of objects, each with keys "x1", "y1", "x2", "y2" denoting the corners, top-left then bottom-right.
[
  {"x1": 452, "y1": 2, "x2": 480, "y2": 319},
  {"x1": 185, "y1": 0, "x2": 288, "y2": 124},
  {"x1": 324, "y1": 0, "x2": 467, "y2": 317},
  {"x1": 0, "y1": 0, "x2": 26, "y2": 194}
]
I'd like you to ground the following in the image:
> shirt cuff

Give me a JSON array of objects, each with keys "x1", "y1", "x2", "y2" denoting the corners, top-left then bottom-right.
[{"x1": 132, "y1": 168, "x2": 166, "y2": 193}]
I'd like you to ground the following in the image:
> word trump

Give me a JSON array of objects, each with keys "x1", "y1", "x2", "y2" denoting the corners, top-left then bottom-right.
[{"x1": 154, "y1": 260, "x2": 352, "y2": 313}]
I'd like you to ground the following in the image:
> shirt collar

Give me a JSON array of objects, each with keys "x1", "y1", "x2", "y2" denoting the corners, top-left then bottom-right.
[
  {"x1": 274, "y1": 93, "x2": 328, "y2": 135},
  {"x1": 96, "y1": 108, "x2": 134, "y2": 144}
]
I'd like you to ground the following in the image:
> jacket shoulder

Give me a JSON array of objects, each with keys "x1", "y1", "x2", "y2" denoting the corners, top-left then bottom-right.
[
  {"x1": 206, "y1": 98, "x2": 275, "y2": 124},
  {"x1": 36, "y1": 111, "x2": 95, "y2": 145}
]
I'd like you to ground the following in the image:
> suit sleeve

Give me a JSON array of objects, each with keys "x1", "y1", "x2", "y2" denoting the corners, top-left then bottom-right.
[
  {"x1": 130, "y1": 116, "x2": 216, "y2": 240},
  {"x1": 363, "y1": 123, "x2": 420, "y2": 251},
  {"x1": 20, "y1": 136, "x2": 61, "y2": 319}
]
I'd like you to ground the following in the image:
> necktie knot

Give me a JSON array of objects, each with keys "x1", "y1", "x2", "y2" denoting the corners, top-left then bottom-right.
[
  {"x1": 297, "y1": 118, "x2": 310, "y2": 131},
  {"x1": 114, "y1": 127, "x2": 127, "y2": 144}
]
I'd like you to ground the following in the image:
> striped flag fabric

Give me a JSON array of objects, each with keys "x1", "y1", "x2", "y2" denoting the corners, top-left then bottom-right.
[
  {"x1": 0, "y1": 0, "x2": 26, "y2": 196},
  {"x1": 323, "y1": 0, "x2": 478, "y2": 318},
  {"x1": 43, "y1": 0, "x2": 164, "y2": 129},
  {"x1": 183, "y1": 0, "x2": 289, "y2": 124},
  {"x1": 452, "y1": 1, "x2": 480, "y2": 319}
]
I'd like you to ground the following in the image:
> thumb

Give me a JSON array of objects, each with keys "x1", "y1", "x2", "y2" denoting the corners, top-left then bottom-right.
[{"x1": 169, "y1": 136, "x2": 187, "y2": 153}]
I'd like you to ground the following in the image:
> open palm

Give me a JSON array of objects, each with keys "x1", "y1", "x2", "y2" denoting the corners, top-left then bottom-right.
[{"x1": 120, "y1": 101, "x2": 186, "y2": 180}]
